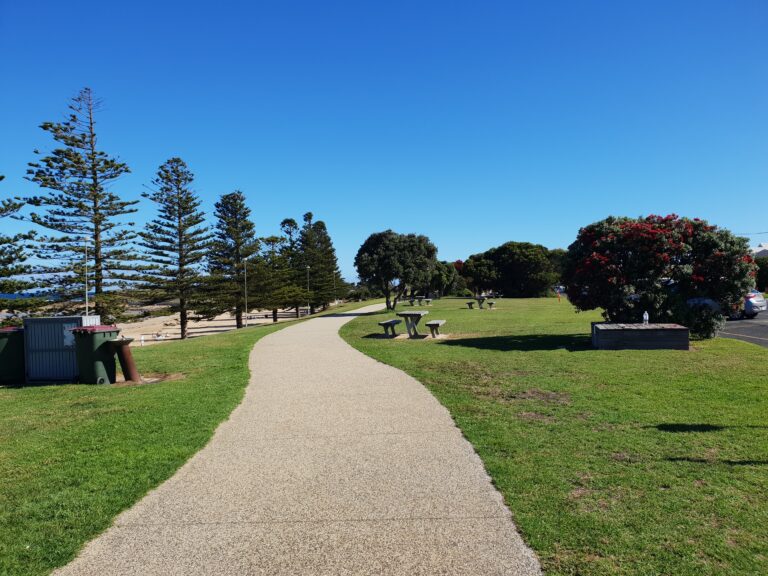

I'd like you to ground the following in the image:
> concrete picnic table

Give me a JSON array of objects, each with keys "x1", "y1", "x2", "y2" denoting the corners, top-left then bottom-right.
[{"x1": 396, "y1": 310, "x2": 429, "y2": 338}]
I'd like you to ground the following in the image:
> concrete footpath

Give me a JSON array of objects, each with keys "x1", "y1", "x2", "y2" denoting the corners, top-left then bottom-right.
[{"x1": 55, "y1": 304, "x2": 541, "y2": 575}]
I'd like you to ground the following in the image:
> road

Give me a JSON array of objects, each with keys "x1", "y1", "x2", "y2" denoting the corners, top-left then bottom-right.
[{"x1": 719, "y1": 314, "x2": 768, "y2": 348}]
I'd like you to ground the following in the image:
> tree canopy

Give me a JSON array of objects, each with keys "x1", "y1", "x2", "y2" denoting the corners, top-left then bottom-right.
[
  {"x1": 140, "y1": 158, "x2": 210, "y2": 339},
  {"x1": 354, "y1": 230, "x2": 437, "y2": 309},
  {"x1": 22, "y1": 88, "x2": 138, "y2": 320},
  {"x1": 461, "y1": 241, "x2": 559, "y2": 297},
  {"x1": 562, "y1": 214, "x2": 756, "y2": 336},
  {"x1": 196, "y1": 191, "x2": 259, "y2": 328}
]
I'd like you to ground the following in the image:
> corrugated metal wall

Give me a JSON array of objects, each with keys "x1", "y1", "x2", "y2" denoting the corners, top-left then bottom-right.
[{"x1": 23, "y1": 316, "x2": 101, "y2": 382}]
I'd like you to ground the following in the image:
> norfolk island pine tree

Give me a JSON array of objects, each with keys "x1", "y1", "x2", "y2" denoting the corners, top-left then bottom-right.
[
  {"x1": 196, "y1": 191, "x2": 259, "y2": 329},
  {"x1": 139, "y1": 158, "x2": 211, "y2": 339},
  {"x1": 20, "y1": 88, "x2": 139, "y2": 320}
]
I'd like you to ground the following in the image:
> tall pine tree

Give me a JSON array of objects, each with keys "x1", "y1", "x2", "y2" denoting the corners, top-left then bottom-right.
[
  {"x1": 140, "y1": 158, "x2": 210, "y2": 339},
  {"x1": 201, "y1": 191, "x2": 259, "y2": 328},
  {"x1": 251, "y1": 235, "x2": 309, "y2": 322},
  {"x1": 22, "y1": 88, "x2": 138, "y2": 320},
  {"x1": 298, "y1": 212, "x2": 343, "y2": 311},
  {"x1": 1, "y1": 176, "x2": 36, "y2": 313}
]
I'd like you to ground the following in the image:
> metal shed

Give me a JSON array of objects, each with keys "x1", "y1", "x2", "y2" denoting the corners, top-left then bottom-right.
[{"x1": 23, "y1": 316, "x2": 101, "y2": 382}]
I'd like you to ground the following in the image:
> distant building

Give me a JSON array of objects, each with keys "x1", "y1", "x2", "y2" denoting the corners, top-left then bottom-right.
[{"x1": 751, "y1": 243, "x2": 768, "y2": 259}]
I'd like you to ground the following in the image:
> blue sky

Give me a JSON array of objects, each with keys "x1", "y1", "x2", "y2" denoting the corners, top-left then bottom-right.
[{"x1": 1, "y1": 1, "x2": 766, "y2": 280}]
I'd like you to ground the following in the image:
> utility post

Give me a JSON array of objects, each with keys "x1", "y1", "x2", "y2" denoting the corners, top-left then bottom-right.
[
  {"x1": 306, "y1": 265, "x2": 311, "y2": 316},
  {"x1": 244, "y1": 255, "x2": 249, "y2": 328},
  {"x1": 84, "y1": 236, "x2": 89, "y2": 316}
]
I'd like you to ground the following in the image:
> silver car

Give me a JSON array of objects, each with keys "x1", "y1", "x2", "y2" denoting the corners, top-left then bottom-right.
[
  {"x1": 744, "y1": 289, "x2": 767, "y2": 319},
  {"x1": 687, "y1": 290, "x2": 767, "y2": 320}
]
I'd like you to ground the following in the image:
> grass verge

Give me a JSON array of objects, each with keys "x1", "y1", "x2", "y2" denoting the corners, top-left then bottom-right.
[
  {"x1": 340, "y1": 297, "x2": 768, "y2": 576},
  {"x1": 0, "y1": 300, "x2": 375, "y2": 576}
]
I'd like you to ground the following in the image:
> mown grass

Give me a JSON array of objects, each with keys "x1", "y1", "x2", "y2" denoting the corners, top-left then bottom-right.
[
  {"x1": 0, "y1": 300, "x2": 374, "y2": 576},
  {"x1": 340, "y1": 297, "x2": 768, "y2": 576}
]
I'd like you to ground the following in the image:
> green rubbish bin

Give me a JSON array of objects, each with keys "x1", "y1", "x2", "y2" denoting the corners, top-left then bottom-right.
[
  {"x1": 72, "y1": 325, "x2": 120, "y2": 384},
  {"x1": 0, "y1": 327, "x2": 26, "y2": 384}
]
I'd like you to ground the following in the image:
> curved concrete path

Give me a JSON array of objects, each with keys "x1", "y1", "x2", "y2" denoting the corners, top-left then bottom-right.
[{"x1": 55, "y1": 304, "x2": 541, "y2": 575}]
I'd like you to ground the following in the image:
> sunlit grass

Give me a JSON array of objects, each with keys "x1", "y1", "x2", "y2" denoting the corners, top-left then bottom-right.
[{"x1": 341, "y1": 297, "x2": 768, "y2": 576}]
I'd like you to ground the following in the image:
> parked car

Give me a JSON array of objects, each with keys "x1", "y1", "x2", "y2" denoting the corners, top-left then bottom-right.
[
  {"x1": 744, "y1": 289, "x2": 767, "y2": 319},
  {"x1": 687, "y1": 289, "x2": 767, "y2": 320}
]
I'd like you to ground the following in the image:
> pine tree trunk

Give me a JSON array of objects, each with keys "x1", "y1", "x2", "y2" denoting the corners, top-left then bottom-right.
[
  {"x1": 295, "y1": 306, "x2": 300, "y2": 318},
  {"x1": 88, "y1": 97, "x2": 105, "y2": 318},
  {"x1": 272, "y1": 308, "x2": 278, "y2": 323},
  {"x1": 180, "y1": 296, "x2": 188, "y2": 339},
  {"x1": 235, "y1": 304, "x2": 243, "y2": 329}
]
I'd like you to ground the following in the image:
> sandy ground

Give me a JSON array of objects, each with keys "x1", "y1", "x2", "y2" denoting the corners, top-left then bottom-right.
[{"x1": 117, "y1": 309, "x2": 303, "y2": 346}]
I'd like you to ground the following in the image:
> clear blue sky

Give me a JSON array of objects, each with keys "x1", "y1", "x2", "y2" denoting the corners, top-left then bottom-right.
[{"x1": 1, "y1": 1, "x2": 766, "y2": 280}]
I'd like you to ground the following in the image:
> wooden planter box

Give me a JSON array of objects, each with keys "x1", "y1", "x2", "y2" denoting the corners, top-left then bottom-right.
[{"x1": 593, "y1": 323, "x2": 689, "y2": 350}]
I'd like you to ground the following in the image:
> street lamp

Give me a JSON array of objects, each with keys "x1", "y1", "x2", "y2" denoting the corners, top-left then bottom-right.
[
  {"x1": 244, "y1": 255, "x2": 249, "y2": 328},
  {"x1": 306, "y1": 265, "x2": 311, "y2": 316}
]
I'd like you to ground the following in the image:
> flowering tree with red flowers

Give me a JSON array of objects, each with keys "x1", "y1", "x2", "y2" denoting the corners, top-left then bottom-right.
[{"x1": 563, "y1": 215, "x2": 756, "y2": 336}]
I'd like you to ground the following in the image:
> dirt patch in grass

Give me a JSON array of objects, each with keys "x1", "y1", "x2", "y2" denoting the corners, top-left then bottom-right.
[
  {"x1": 568, "y1": 486, "x2": 595, "y2": 500},
  {"x1": 506, "y1": 388, "x2": 571, "y2": 404},
  {"x1": 518, "y1": 411, "x2": 557, "y2": 423},
  {"x1": 113, "y1": 373, "x2": 185, "y2": 387},
  {"x1": 611, "y1": 451, "x2": 639, "y2": 463}
]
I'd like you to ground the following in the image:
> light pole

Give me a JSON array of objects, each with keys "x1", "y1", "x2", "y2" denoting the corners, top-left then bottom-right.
[
  {"x1": 84, "y1": 236, "x2": 89, "y2": 317},
  {"x1": 243, "y1": 255, "x2": 249, "y2": 328},
  {"x1": 332, "y1": 272, "x2": 337, "y2": 305},
  {"x1": 306, "y1": 265, "x2": 311, "y2": 316}
]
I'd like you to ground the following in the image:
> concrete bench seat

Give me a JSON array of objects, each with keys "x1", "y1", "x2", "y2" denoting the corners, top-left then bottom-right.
[
  {"x1": 466, "y1": 301, "x2": 475, "y2": 309},
  {"x1": 378, "y1": 318, "x2": 403, "y2": 337},
  {"x1": 424, "y1": 299, "x2": 432, "y2": 306},
  {"x1": 425, "y1": 319, "x2": 446, "y2": 338},
  {"x1": 487, "y1": 301, "x2": 496, "y2": 310},
  {"x1": 593, "y1": 323, "x2": 689, "y2": 350}
]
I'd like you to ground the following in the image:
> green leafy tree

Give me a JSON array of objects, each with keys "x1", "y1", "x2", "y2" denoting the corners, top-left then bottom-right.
[
  {"x1": 429, "y1": 260, "x2": 458, "y2": 297},
  {"x1": 197, "y1": 191, "x2": 259, "y2": 328},
  {"x1": 486, "y1": 242, "x2": 555, "y2": 297},
  {"x1": 461, "y1": 256, "x2": 497, "y2": 296},
  {"x1": 563, "y1": 215, "x2": 756, "y2": 337},
  {"x1": 756, "y1": 257, "x2": 768, "y2": 292},
  {"x1": 140, "y1": 158, "x2": 210, "y2": 339},
  {"x1": 21, "y1": 88, "x2": 138, "y2": 320},
  {"x1": 354, "y1": 230, "x2": 437, "y2": 310},
  {"x1": 547, "y1": 248, "x2": 567, "y2": 284},
  {"x1": 462, "y1": 242, "x2": 556, "y2": 297}
]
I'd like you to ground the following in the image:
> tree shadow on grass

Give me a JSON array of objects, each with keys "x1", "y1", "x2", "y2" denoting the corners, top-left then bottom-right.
[
  {"x1": 655, "y1": 423, "x2": 726, "y2": 433},
  {"x1": 322, "y1": 311, "x2": 381, "y2": 318},
  {"x1": 439, "y1": 333, "x2": 592, "y2": 352},
  {"x1": 666, "y1": 456, "x2": 768, "y2": 466},
  {"x1": 362, "y1": 333, "x2": 396, "y2": 340},
  {"x1": 649, "y1": 423, "x2": 768, "y2": 432}
]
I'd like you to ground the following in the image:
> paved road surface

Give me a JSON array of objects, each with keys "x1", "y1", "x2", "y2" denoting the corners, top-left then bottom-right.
[
  {"x1": 55, "y1": 304, "x2": 541, "y2": 575},
  {"x1": 719, "y1": 314, "x2": 768, "y2": 349}
]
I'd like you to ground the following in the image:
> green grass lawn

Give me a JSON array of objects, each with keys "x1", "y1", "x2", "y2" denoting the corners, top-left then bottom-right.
[
  {"x1": 340, "y1": 297, "x2": 768, "y2": 576},
  {"x1": 0, "y1": 300, "x2": 374, "y2": 576}
]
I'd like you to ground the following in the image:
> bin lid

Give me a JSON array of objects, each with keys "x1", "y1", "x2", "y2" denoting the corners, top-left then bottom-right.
[
  {"x1": 70, "y1": 325, "x2": 119, "y2": 333},
  {"x1": 0, "y1": 326, "x2": 23, "y2": 333}
]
